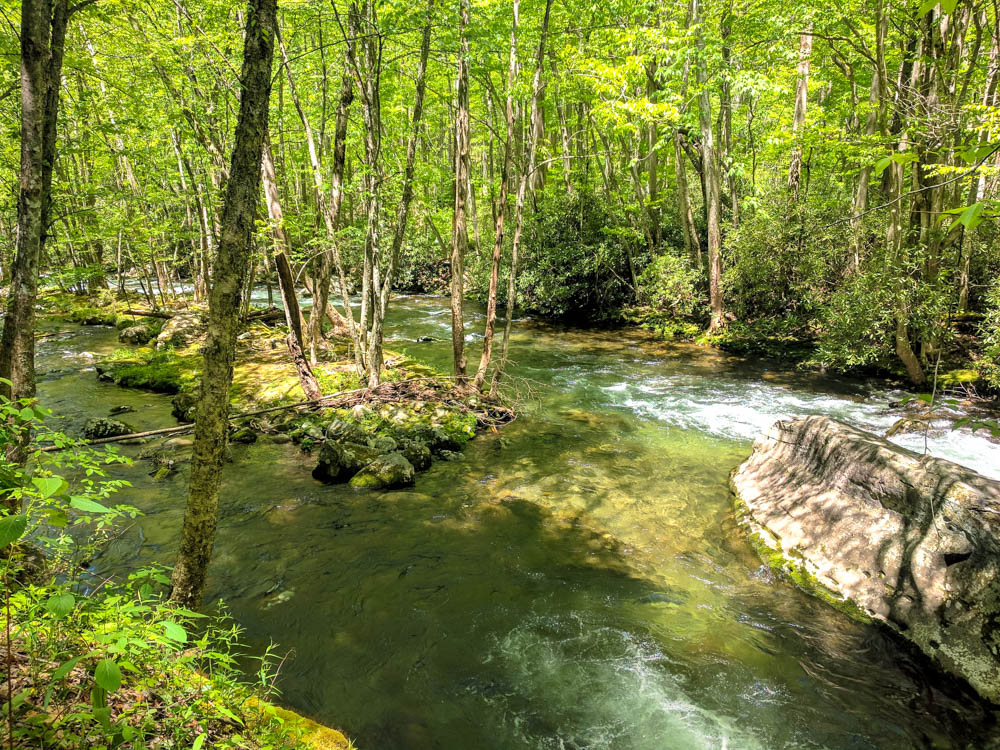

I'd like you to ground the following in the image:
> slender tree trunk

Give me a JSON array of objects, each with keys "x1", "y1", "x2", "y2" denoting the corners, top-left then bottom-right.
[
  {"x1": 788, "y1": 23, "x2": 813, "y2": 198},
  {"x1": 450, "y1": 0, "x2": 472, "y2": 386},
  {"x1": 170, "y1": 0, "x2": 277, "y2": 608},
  {"x1": 492, "y1": 0, "x2": 554, "y2": 394},
  {"x1": 693, "y1": 0, "x2": 726, "y2": 330},
  {"x1": 474, "y1": 0, "x2": 519, "y2": 390}
]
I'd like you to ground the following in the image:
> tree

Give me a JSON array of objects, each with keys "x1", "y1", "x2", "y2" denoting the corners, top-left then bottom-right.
[{"x1": 170, "y1": 0, "x2": 278, "y2": 608}]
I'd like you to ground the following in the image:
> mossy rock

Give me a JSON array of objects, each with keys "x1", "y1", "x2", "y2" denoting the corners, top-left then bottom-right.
[
  {"x1": 119, "y1": 324, "x2": 152, "y2": 345},
  {"x1": 325, "y1": 418, "x2": 367, "y2": 444},
  {"x1": 397, "y1": 438, "x2": 432, "y2": 471},
  {"x1": 231, "y1": 427, "x2": 258, "y2": 445},
  {"x1": 83, "y1": 417, "x2": 134, "y2": 440},
  {"x1": 312, "y1": 441, "x2": 383, "y2": 484},
  {"x1": 348, "y1": 452, "x2": 415, "y2": 489}
]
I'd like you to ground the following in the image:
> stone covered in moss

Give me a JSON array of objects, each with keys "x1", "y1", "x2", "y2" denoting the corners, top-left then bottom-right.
[
  {"x1": 83, "y1": 417, "x2": 134, "y2": 439},
  {"x1": 119, "y1": 324, "x2": 153, "y2": 345},
  {"x1": 348, "y1": 452, "x2": 415, "y2": 489}
]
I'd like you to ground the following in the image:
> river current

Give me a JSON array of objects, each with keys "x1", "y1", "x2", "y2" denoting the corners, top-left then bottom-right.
[{"x1": 35, "y1": 294, "x2": 1000, "y2": 749}]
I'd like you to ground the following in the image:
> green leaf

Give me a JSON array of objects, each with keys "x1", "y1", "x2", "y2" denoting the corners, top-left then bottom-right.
[
  {"x1": 45, "y1": 593, "x2": 76, "y2": 620},
  {"x1": 192, "y1": 733, "x2": 208, "y2": 750},
  {"x1": 162, "y1": 621, "x2": 187, "y2": 643},
  {"x1": 917, "y1": 393, "x2": 934, "y2": 404},
  {"x1": 94, "y1": 659, "x2": 122, "y2": 692},
  {"x1": 948, "y1": 201, "x2": 985, "y2": 233},
  {"x1": 940, "y1": 0, "x2": 959, "y2": 11},
  {"x1": 873, "y1": 156, "x2": 892, "y2": 175},
  {"x1": 32, "y1": 476, "x2": 67, "y2": 499},
  {"x1": 52, "y1": 654, "x2": 87, "y2": 681},
  {"x1": 18, "y1": 407, "x2": 35, "y2": 422},
  {"x1": 0, "y1": 514, "x2": 28, "y2": 548},
  {"x1": 44, "y1": 508, "x2": 69, "y2": 528},
  {"x1": 70, "y1": 496, "x2": 112, "y2": 514},
  {"x1": 918, "y1": 0, "x2": 937, "y2": 15}
]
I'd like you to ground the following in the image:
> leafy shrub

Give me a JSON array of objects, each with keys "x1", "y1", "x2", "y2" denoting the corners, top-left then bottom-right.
[
  {"x1": 980, "y1": 279, "x2": 1000, "y2": 390},
  {"x1": 469, "y1": 187, "x2": 644, "y2": 322},
  {"x1": 635, "y1": 252, "x2": 704, "y2": 318}
]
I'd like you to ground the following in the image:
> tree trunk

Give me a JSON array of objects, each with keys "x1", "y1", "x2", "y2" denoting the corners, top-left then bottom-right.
[
  {"x1": 0, "y1": 0, "x2": 70, "y2": 475},
  {"x1": 492, "y1": 0, "x2": 554, "y2": 394},
  {"x1": 170, "y1": 0, "x2": 277, "y2": 608},
  {"x1": 450, "y1": 0, "x2": 472, "y2": 386},
  {"x1": 693, "y1": 0, "x2": 726, "y2": 330},
  {"x1": 788, "y1": 24, "x2": 813, "y2": 198},
  {"x1": 474, "y1": 0, "x2": 519, "y2": 390}
]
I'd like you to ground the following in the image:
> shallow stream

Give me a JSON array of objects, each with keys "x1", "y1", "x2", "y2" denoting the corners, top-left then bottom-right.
[{"x1": 35, "y1": 295, "x2": 1000, "y2": 749}]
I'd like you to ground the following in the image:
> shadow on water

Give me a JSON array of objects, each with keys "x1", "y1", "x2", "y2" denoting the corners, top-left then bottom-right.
[{"x1": 37, "y1": 299, "x2": 1000, "y2": 750}]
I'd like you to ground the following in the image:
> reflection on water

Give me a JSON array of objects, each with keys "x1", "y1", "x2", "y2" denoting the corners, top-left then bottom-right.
[{"x1": 35, "y1": 295, "x2": 1000, "y2": 749}]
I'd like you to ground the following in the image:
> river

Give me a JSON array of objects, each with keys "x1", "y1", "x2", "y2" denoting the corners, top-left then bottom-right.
[{"x1": 34, "y1": 294, "x2": 1000, "y2": 749}]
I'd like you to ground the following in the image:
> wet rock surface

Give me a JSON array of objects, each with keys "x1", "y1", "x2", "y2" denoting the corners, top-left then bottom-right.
[
  {"x1": 732, "y1": 415, "x2": 1000, "y2": 703},
  {"x1": 83, "y1": 417, "x2": 134, "y2": 440}
]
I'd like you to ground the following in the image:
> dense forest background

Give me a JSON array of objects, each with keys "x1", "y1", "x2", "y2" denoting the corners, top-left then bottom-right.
[{"x1": 1, "y1": 0, "x2": 999, "y2": 389}]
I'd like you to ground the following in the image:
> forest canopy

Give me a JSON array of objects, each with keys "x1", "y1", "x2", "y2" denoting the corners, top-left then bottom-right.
[{"x1": 1, "y1": 0, "x2": 999, "y2": 389}]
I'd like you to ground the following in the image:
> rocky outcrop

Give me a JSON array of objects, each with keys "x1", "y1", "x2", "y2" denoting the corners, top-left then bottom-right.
[
  {"x1": 732, "y1": 415, "x2": 1000, "y2": 703},
  {"x1": 349, "y1": 453, "x2": 415, "y2": 489},
  {"x1": 156, "y1": 311, "x2": 204, "y2": 350},
  {"x1": 119, "y1": 324, "x2": 152, "y2": 345}
]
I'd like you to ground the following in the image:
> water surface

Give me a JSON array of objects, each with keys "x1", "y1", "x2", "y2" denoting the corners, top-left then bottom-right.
[{"x1": 36, "y1": 295, "x2": 1000, "y2": 749}]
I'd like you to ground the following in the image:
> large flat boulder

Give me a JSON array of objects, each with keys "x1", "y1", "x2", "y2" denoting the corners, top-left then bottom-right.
[{"x1": 731, "y1": 415, "x2": 1000, "y2": 703}]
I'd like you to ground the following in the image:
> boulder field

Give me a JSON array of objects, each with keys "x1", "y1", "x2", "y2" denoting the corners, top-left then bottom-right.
[{"x1": 731, "y1": 415, "x2": 1000, "y2": 703}]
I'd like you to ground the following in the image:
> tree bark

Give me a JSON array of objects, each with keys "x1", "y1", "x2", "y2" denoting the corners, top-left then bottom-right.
[
  {"x1": 450, "y1": 0, "x2": 472, "y2": 386},
  {"x1": 170, "y1": 0, "x2": 277, "y2": 608},
  {"x1": 0, "y1": 0, "x2": 70, "y2": 475},
  {"x1": 492, "y1": 0, "x2": 554, "y2": 394},
  {"x1": 474, "y1": 0, "x2": 519, "y2": 390},
  {"x1": 788, "y1": 24, "x2": 813, "y2": 198},
  {"x1": 693, "y1": 0, "x2": 726, "y2": 330}
]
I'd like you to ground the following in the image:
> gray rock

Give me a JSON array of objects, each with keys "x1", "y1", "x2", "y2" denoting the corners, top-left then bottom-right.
[
  {"x1": 349, "y1": 453, "x2": 415, "y2": 490},
  {"x1": 369, "y1": 435, "x2": 398, "y2": 454},
  {"x1": 731, "y1": 415, "x2": 1000, "y2": 703},
  {"x1": 109, "y1": 405, "x2": 135, "y2": 415},
  {"x1": 83, "y1": 417, "x2": 134, "y2": 440},
  {"x1": 325, "y1": 418, "x2": 367, "y2": 444},
  {"x1": 155, "y1": 312, "x2": 204, "y2": 350},
  {"x1": 403, "y1": 425, "x2": 462, "y2": 455},
  {"x1": 397, "y1": 439, "x2": 432, "y2": 471},
  {"x1": 171, "y1": 390, "x2": 199, "y2": 423},
  {"x1": 230, "y1": 427, "x2": 258, "y2": 445},
  {"x1": 118, "y1": 324, "x2": 152, "y2": 345},
  {"x1": 312, "y1": 441, "x2": 382, "y2": 484}
]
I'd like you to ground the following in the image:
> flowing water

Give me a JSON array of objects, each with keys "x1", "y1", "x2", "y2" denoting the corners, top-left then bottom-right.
[{"x1": 34, "y1": 295, "x2": 1000, "y2": 749}]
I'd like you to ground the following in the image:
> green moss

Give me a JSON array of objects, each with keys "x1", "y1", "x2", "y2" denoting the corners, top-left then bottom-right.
[
  {"x1": 623, "y1": 308, "x2": 702, "y2": 341},
  {"x1": 98, "y1": 348, "x2": 199, "y2": 394},
  {"x1": 732, "y1": 493, "x2": 872, "y2": 623}
]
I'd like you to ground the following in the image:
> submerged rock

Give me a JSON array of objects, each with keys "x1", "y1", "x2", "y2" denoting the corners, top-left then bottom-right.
[
  {"x1": 732, "y1": 415, "x2": 1000, "y2": 703},
  {"x1": 171, "y1": 390, "x2": 199, "y2": 423},
  {"x1": 109, "y1": 405, "x2": 135, "y2": 415},
  {"x1": 349, "y1": 453, "x2": 415, "y2": 490},
  {"x1": 83, "y1": 417, "x2": 134, "y2": 440}
]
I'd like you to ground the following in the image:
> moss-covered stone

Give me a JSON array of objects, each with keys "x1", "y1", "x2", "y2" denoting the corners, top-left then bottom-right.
[{"x1": 348, "y1": 452, "x2": 415, "y2": 489}]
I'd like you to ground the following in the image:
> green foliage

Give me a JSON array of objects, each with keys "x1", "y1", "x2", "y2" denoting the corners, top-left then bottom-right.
[
  {"x1": 471, "y1": 188, "x2": 643, "y2": 321},
  {"x1": 700, "y1": 316, "x2": 817, "y2": 360},
  {"x1": 980, "y1": 279, "x2": 1000, "y2": 390},
  {"x1": 635, "y1": 252, "x2": 704, "y2": 318}
]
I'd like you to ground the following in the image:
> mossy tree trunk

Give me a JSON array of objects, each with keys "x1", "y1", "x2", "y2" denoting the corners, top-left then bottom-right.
[
  {"x1": 0, "y1": 0, "x2": 72, "y2": 473},
  {"x1": 170, "y1": 0, "x2": 277, "y2": 608}
]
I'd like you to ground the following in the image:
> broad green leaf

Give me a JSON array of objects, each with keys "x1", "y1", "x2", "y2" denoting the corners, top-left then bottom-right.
[
  {"x1": 918, "y1": 0, "x2": 937, "y2": 15},
  {"x1": 32, "y1": 476, "x2": 67, "y2": 499},
  {"x1": 873, "y1": 156, "x2": 892, "y2": 175},
  {"x1": 193, "y1": 733, "x2": 208, "y2": 750},
  {"x1": 948, "y1": 201, "x2": 985, "y2": 233},
  {"x1": 162, "y1": 620, "x2": 188, "y2": 643},
  {"x1": 45, "y1": 593, "x2": 76, "y2": 620},
  {"x1": 18, "y1": 407, "x2": 34, "y2": 421},
  {"x1": 70, "y1": 496, "x2": 112, "y2": 514},
  {"x1": 94, "y1": 659, "x2": 122, "y2": 692},
  {"x1": 0, "y1": 514, "x2": 28, "y2": 548},
  {"x1": 45, "y1": 508, "x2": 69, "y2": 528}
]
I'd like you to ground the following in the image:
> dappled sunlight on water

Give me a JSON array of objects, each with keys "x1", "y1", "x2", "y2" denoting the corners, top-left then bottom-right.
[{"x1": 36, "y1": 296, "x2": 1000, "y2": 749}]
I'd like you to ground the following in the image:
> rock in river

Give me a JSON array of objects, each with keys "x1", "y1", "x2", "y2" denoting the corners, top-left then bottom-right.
[
  {"x1": 83, "y1": 417, "x2": 134, "y2": 440},
  {"x1": 731, "y1": 415, "x2": 1000, "y2": 703},
  {"x1": 349, "y1": 453, "x2": 415, "y2": 490}
]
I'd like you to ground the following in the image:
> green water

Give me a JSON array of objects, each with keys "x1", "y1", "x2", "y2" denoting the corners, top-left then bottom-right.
[{"x1": 35, "y1": 296, "x2": 1000, "y2": 749}]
